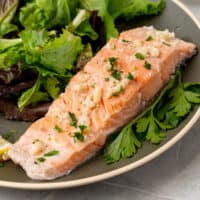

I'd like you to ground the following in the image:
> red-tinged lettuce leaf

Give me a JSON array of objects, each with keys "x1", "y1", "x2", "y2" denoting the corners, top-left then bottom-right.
[
  {"x1": 76, "y1": 43, "x2": 93, "y2": 70},
  {"x1": 0, "y1": 98, "x2": 50, "y2": 121},
  {"x1": 80, "y1": 0, "x2": 119, "y2": 41}
]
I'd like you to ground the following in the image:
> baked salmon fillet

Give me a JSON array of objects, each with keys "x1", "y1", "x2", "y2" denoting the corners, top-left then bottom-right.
[{"x1": 8, "y1": 26, "x2": 197, "y2": 180}]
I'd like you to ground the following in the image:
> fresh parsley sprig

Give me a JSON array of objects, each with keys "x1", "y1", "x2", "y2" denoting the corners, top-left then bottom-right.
[{"x1": 104, "y1": 72, "x2": 200, "y2": 164}]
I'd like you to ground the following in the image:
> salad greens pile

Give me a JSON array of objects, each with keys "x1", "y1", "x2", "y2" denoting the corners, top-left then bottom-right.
[
  {"x1": 104, "y1": 72, "x2": 200, "y2": 164},
  {"x1": 0, "y1": 0, "x2": 165, "y2": 117}
]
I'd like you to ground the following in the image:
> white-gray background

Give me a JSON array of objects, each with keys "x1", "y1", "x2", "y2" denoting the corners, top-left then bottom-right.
[{"x1": 0, "y1": 1, "x2": 199, "y2": 199}]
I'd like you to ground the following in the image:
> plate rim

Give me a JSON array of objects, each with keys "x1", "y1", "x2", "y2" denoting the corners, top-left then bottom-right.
[{"x1": 0, "y1": 0, "x2": 200, "y2": 190}]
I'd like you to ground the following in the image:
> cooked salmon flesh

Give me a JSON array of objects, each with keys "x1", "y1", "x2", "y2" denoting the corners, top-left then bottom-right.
[{"x1": 8, "y1": 26, "x2": 197, "y2": 180}]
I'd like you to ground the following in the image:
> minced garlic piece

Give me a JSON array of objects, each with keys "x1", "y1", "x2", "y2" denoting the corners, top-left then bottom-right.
[{"x1": 30, "y1": 140, "x2": 45, "y2": 156}]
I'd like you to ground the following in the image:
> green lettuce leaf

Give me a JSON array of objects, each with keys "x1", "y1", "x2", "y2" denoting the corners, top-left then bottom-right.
[
  {"x1": 18, "y1": 78, "x2": 49, "y2": 111},
  {"x1": 39, "y1": 29, "x2": 83, "y2": 74},
  {"x1": 19, "y1": 0, "x2": 74, "y2": 29},
  {"x1": 20, "y1": 29, "x2": 49, "y2": 51},
  {"x1": 0, "y1": 44, "x2": 24, "y2": 69},
  {"x1": 0, "y1": 38, "x2": 22, "y2": 53},
  {"x1": 43, "y1": 77, "x2": 60, "y2": 100},
  {"x1": 108, "y1": 0, "x2": 165, "y2": 20},
  {"x1": 0, "y1": 0, "x2": 19, "y2": 37},
  {"x1": 68, "y1": 9, "x2": 98, "y2": 40}
]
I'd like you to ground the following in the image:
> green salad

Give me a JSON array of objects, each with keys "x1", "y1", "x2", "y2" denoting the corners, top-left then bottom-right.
[{"x1": 0, "y1": 0, "x2": 165, "y2": 121}]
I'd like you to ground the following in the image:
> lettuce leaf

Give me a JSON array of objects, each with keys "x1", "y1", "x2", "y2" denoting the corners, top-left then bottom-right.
[
  {"x1": 108, "y1": 0, "x2": 165, "y2": 20},
  {"x1": 19, "y1": 0, "x2": 74, "y2": 29},
  {"x1": 39, "y1": 29, "x2": 83, "y2": 74},
  {"x1": 80, "y1": 0, "x2": 118, "y2": 41},
  {"x1": 68, "y1": 9, "x2": 98, "y2": 40},
  {"x1": 18, "y1": 78, "x2": 49, "y2": 111},
  {"x1": 43, "y1": 77, "x2": 60, "y2": 100},
  {"x1": 0, "y1": 44, "x2": 24, "y2": 69},
  {"x1": 19, "y1": 28, "x2": 83, "y2": 75},
  {"x1": 0, "y1": 38, "x2": 22, "y2": 53},
  {"x1": 0, "y1": 0, "x2": 19, "y2": 37},
  {"x1": 20, "y1": 29, "x2": 49, "y2": 51}
]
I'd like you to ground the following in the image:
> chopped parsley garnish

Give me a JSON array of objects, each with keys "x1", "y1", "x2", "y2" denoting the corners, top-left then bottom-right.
[
  {"x1": 111, "y1": 70, "x2": 121, "y2": 80},
  {"x1": 54, "y1": 125, "x2": 63, "y2": 133},
  {"x1": 108, "y1": 57, "x2": 122, "y2": 80},
  {"x1": 127, "y1": 72, "x2": 134, "y2": 80},
  {"x1": 109, "y1": 57, "x2": 117, "y2": 63},
  {"x1": 79, "y1": 125, "x2": 87, "y2": 133},
  {"x1": 68, "y1": 112, "x2": 78, "y2": 127},
  {"x1": 163, "y1": 42, "x2": 171, "y2": 46},
  {"x1": 135, "y1": 52, "x2": 145, "y2": 60},
  {"x1": 109, "y1": 57, "x2": 117, "y2": 71},
  {"x1": 74, "y1": 132, "x2": 84, "y2": 142},
  {"x1": 37, "y1": 157, "x2": 46, "y2": 162},
  {"x1": 104, "y1": 72, "x2": 200, "y2": 164},
  {"x1": 112, "y1": 86, "x2": 124, "y2": 96},
  {"x1": 44, "y1": 150, "x2": 59, "y2": 157},
  {"x1": 146, "y1": 35, "x2": 153, "y2": 41},
  {"x1": 144, "y1": 61, "x2": 151, "y2": 69}
]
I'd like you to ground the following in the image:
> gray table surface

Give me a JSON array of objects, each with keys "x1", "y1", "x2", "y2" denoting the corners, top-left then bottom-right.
[{"x1": 0, "y1": 1, "x2": 200, "y2": 199}]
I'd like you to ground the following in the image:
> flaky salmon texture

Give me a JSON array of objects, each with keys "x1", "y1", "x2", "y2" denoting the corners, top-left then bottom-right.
[{"x1": 8, "y1": 26, "x2": 197, "y2": 180}]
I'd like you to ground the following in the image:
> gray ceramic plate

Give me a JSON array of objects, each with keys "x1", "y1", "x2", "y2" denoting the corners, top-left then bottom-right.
[{"x1": 0, "y1": 0, "x2": 199, "y2": 190}]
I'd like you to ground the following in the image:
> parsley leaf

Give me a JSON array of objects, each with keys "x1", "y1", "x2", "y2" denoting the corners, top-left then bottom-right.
[
  {"x1": 185, "y1": 91, "x2": 200, "y2": 104},
  {"x1": 136, "y1": 111, "x2": 167, "y2": 144},
  {"x1": 169, "y1": 72, "x2": 200, "y2": 117},
  {"x1": 104, "y1": 126, "x2": 141, "y2": 164},
  {"x1": 169, "y1": 85, "x2": 191, "y2": 117}
]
